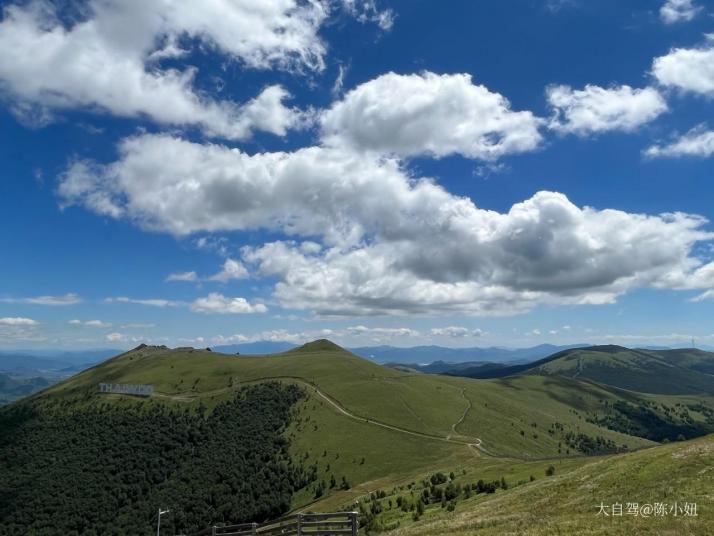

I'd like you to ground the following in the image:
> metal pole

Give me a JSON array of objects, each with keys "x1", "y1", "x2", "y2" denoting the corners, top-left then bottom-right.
[
  {"x1": 251, "y1": 522, "x2": 258, "y2": 535},
  {"x1": 296, "y1": 513, "x2": 303, "y2": 536},
  {"x1": 157, "y1": 508, "x2": 169, "y2": 536},
  {"x1": 350, "y1": 511, "x2": 358, "y2": 536}
]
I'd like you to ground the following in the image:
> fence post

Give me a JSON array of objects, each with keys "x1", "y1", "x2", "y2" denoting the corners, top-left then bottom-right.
[
  {"x1": 296, "y1": 513, "x2": 303, "y2": 536},
  {"x1": 211, "y1": 526, "x2": 216, "y2": 536},
  {"x1": 251, "y1": 522, "x2": 257, "y2": 535},
  {"x1": 350, "y1": 511, "x2": 358, "y2": 536}
]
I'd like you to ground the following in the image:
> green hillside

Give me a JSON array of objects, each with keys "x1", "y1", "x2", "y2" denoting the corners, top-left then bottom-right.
[
  {"x1": 32, "y1": 341, "x2": 714, "y2": 457},
  {"x1": 387, "y1": 433, "x2": 714, "y2": 535},
  {"x1": 527, "y1": 345, "x2": 714, "y2": 395},
  {"x1": 452, "y1": 345, "x2": 714, "y2": 396},
  {"x1": 4, "y1": 340, "x2": 714, "y2": 534},
  {"x1": 646, "y1": 348, "x2": 714, "y2": 376}
]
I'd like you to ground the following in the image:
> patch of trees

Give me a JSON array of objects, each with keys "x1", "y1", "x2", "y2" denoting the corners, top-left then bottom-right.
[
  {"x1": 588, "y1": 400, "x2": 714, "y2": 442},
  {"x1": 356, "y1": 471, "x2": 511, "y2": 533},
  {"x1": 0, "y1": 382, "x2": 312, "y2": 535},
  {"x1": 562, "y1": 431, "x2": 623, "y2": 455}
]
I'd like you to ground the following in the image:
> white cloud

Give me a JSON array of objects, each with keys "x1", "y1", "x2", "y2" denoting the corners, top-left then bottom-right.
[
  {"x1": 0, "y1": 293, "x2": 82, "y2": 305},
  {"x1": 652, "y1": 37, "x2": 714, "y2": 96},
  {"x1": 692, "y1": 289, "x2": 714, "y2": 302},
  {"x1": 85, "y1": 319, "x2": 112, "y2": 328},
  {"x1": 60, "y1": 134, "x2": 714, "y2": 316},
  {"x1": 645, "y1": 124, "x2": 714, "y2": 158},
  {"x1": 190, "y1": 293, "x2": 267, "y2": 314},
  {"x1": 320, "y1": 71, "x2": 543, "y2": 160},
  {"x1": 208, "y1": 259, "x2": 250, "y2": 282},
  {"x1": 211, "y1": 329, "x2": 304, "y2": 345},
  {"x1": 345, "y1": 325, "x2": 419, "y2": 338},
  {"x1": 166, "y1": 271, "x2": 199, "y2": 282},
  {"x1": 167, "y1": 259, "x2": 249, "y2": 283},
  {"x1": 660, "y1": 0, "x2": 702, "y2": 24},
  {"x1": 547, "y1": 84, "x2": 667, "y2": 135},
  {"x1": 0, "y1": 1, "x2": 318, "y2": 136},
  {"x1": 106, "y1": 296, "x2": 180, "y2": 307},
  {"x1": 0, "y1": 317, "x2": 39, "y2": 326},
  {"x1": 430, "y1": 326, "x2": 481, "y2": 338},
  {"x1": 120, "y1": 323, "x2": 156, "y2": 329},
  {"x1": 340, "y1": 0, "x2": 394, "y2": 30},
  {"x1": 68, "y1": 319, "x2": 112, "y2": 328},
  {"x1": 106, "y1": 332, "x2": 125, "y2": 342}
]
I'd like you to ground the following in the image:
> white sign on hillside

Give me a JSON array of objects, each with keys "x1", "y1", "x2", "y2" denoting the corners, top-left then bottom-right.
[{"x1": 98, "y1": 383, "x2": 154, "y2": 396}]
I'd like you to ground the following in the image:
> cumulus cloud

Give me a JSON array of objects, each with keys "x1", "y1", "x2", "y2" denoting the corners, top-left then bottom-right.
[
  {"x1": 0, "y1": 317, "x2": 39, "y2": 326},
  {"x1": 430, "y1": 326, "x2": 474, "y2": 338},
  {"x1": 85, "y1": 319, "x2": 111, "y2": 328},
  {"x1": 645, "y1": 124, "x2": 714, "y2": 158},
  {"x1": 0, "y1": 317, "x2": 44, "y2": 342},
  {"x1": 345, "y1": 325, "x2": 419, "y2": 338},
  {"x1": 652, "y1": 37, "x2": 714, "y2": 96},
  {"x1": 0, "y1": 1, "x2": 317, "y2": 136},
  {"x1": 660, "y1": 0, "x2": 702, "y2": 24},
  {"x1": 59, "y1": 134, "x2": 714, "y2": 316},
  {"x1": 166, "y1": 271, "x2": 199, "y2": 282},
  {"x1": 0, "y1": 293, "x2": 81, "y2": 305},
  {"x1": 320, "y1": 71, "x2": 543, "y2": 160},
  {"x1": 208, "y1": 259, "x2": 250, "y2": 282},
  {"x1": 190, "y1": 293, "x2": 267, "y2": 314},
  {"x1": 547, "y1": 84, "x2": 667, "y2": 135},
  {"x1": 106, "y1": 332, "x2": 142, "y2": 343},
  {"x1": 166, "y1": 259, "x2": 249, "y2": 283}
]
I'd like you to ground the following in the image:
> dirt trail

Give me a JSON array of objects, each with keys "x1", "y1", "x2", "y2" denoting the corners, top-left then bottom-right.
[{"x1": 154, "y1": 376, "x2": 488, "y2": 455}]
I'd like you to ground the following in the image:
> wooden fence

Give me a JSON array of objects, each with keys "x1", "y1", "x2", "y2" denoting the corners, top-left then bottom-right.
[{"x1": 193, "y1": 511, "x2": 358, "y2": 536}]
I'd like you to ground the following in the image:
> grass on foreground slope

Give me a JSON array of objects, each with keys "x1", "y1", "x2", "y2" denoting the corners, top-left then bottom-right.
[{"x1": 391, "y1": 433, "x2": 714, "y2": 536}]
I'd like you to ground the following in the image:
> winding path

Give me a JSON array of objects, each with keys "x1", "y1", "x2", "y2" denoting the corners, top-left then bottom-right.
[{"x1": 154, "y1": 376, "x2": 488, "y2": 455}]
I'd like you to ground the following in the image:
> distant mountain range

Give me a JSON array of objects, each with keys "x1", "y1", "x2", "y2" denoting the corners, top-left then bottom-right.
[
  {"x1": 0, "y1": 373, "x2": 52, "y2": 404},
  {"x1": 211, "y1": 341, "x2": 598, "y2": 366},
  {"x1": 349, "y1": 343, "x2": 592, "y2": 365},
  {"x1": 0, "y1": 349, "x2": 121, "y2": 373}
]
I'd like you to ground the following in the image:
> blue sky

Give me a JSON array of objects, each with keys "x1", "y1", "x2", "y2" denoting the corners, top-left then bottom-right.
[{"x1": 1, "y1": 0, "x2": 714, "y2": 350}]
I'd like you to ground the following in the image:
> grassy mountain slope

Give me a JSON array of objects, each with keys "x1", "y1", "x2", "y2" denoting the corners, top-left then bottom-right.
[
  {"x1": 530, "y1": 346, "x2": 714, "y2": 395},
  {"x1": 9, "y1": 340, "x2": 714, "y2": 533},
  {"x1": 390, "y1": 433, "x2": 714, "y2": 535},
  {"x1": 454, "y1": 345, "x2": 714, "y2": 395},
  {"x1": 646, "y1": 348, "x2": 714, "y2": 376},
  {"x1": 38, "y1": 341, "x2": 665, "y2": 457}
]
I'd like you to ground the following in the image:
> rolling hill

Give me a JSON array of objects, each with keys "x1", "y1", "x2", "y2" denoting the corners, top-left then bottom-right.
[
  {"x1": 0, "y1": 373, "x2": 51, "y2": 404},
  {"x1": 452, "y1": 345, "x2": 714, "y2": 395},
  {"x1": 3, "y1": 340, "x2": 714, "y2": 534}
]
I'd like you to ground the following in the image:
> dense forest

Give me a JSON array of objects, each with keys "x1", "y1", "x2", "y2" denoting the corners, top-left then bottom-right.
[{"x1": 0, "y1": 382, "x2": 312, "y2": 535}]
